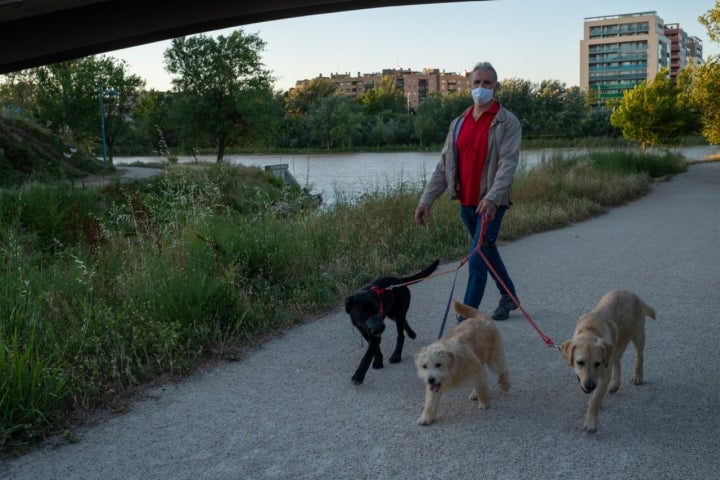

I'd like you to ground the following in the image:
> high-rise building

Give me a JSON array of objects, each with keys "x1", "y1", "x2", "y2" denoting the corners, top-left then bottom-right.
[
  {"x1": 580, "y1": 11, "x2": 703, "y2": 106},
  {"x1": 580, "y1": 12, "x2": 669, "y2": 105},
  {"x1": 665, "y1": 23, "x2": 704, "y2": 78}
]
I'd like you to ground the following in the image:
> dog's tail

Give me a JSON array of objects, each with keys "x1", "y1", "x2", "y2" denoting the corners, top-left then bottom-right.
[
  {"x1": 453, "y1": 300, "x2": 485, "y2": 322},
  {"x1": 398, "y1": 259, "x2": 440, "y2": 286}
]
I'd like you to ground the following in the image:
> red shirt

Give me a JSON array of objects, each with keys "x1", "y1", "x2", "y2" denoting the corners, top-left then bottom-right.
[{"x1": 457, "y1": 101, "x2": 499, "y2": 206}]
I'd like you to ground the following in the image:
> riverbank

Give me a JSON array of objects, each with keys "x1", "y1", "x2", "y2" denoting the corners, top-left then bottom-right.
[{"x1": 110, "y1": 145, "x2": 718, "y2": 204}]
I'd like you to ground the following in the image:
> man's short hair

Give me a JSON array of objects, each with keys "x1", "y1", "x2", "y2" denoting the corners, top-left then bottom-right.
[{"x1": 472, "y1": 62, "x2": 498, "y2": 82}]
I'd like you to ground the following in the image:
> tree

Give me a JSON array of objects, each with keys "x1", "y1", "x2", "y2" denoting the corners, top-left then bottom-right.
[
  {"x1": 414, "y1": 91, "x2": 470, "y2": 146},
  {"x1": 556, "y1": 86, "x2": 589, "y2": 138},
  {"x1": 690, "y1": 58, "x2": 720, "y2": 143},
  {"x1": 496, "y1": 78, "x2": 536, "y2": 134},
  {"x1": 675, "y1": 64, "x2": 703, "y2": 137},
  {"x1": 609, "y1": 69, "x2": 690, "y2": 152},
  {"x1": 693, "y1": 1, "x2": 720, "y2": 143},
  {"x1": 31, "y1": 56, "x2": 144, "y2": 162},
  {"x1": 285, "y1": 77, "x2": 336, "y2": 117},
  {"x1": 305, "y1": 95, "x2": 363, "y2": 149},
  {"x1": 580, "y1": 108, "x2": 620, "y2": 138},
  {"x1": 699, "y1": 1, "x2": 720, "y2": 42},
  {"x1": 164, "y1": 30, "x2": 273, "y2": 162},
  {"x1": 414, "y1": 93, "x2": 444, "y2": 146},
  {"x1": 360, "y1": 75, "x2": 406, "y2": 115},
  {"x1": 359, "y1": 75, "x2": 413, "y2": 147},
  {"x1": 533, "y1": 80, "x2": 567, "y2": 136},
  {"x1": 0, "y1": 70, "x2": 36, "y2": 116},
  {"x1": 131, "y1": 89, "x2": 176, "y2": 155}
]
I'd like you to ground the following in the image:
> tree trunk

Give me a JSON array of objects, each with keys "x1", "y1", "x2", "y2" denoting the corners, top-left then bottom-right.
[{"x1": 216, "y1": 135, "x2": 226, "y2": 163}]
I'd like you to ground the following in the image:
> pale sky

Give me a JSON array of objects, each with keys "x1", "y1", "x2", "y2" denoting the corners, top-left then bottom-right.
[{"x1": 108, "y1": 0, "x2": 720, "y2": 92}]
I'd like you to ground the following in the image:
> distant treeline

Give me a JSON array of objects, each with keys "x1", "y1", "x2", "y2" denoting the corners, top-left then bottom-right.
[{"x1": 3, "y1": 28, "x2": 715, "y2": 163}]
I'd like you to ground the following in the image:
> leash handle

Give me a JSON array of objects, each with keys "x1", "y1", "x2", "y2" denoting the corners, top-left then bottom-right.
[{"x1": 479, "y1": 211, "x2": 489, "y2": 244}]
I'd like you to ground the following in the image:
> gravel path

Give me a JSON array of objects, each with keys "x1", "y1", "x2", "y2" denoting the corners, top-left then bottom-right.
[{"x1": 3, "y1": 162, "x2": 720, "y2": 480}]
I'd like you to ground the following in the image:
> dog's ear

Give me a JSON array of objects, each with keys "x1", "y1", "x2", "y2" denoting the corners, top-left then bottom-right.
[
  {"x1": 560, "y1": 340, "x2": 574, "y2": 366},
  {"x1": 443, "y1": 351, "x2": 455, "y2": 369},
  {"x1": 600, "y1": 340, "x2": 613, "y2": 368}
]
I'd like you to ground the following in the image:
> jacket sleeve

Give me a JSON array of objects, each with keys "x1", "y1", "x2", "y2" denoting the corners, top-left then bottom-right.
[
  {"x1": 484, "y1": 110, "x2": 522, "y2": 206},
  {"x1": 419, "y1": 120, "x2": 455, "y2": 207}
]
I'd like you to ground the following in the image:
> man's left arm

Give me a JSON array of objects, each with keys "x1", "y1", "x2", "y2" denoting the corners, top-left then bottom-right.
[{"x1": 484, "y1": 113, "x2": 522, "y2": 205}]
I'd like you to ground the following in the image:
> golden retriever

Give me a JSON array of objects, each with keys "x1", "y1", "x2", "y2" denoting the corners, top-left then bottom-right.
[
  {"x1": 414, "y1": 301, "x2": 510, "y2": 426},
  {"x1": 560, "y1": 290, "x2": 656, "y2": 433}
]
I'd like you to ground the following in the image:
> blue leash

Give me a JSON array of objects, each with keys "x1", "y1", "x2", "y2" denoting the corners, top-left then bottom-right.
[{"x1": 437, "y1": 257, "x2": 469, "y2": 339}]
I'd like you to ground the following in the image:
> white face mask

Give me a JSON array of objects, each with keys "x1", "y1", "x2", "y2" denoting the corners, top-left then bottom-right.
[{"x1": 471, "y1": 86, "x2": 494, "y2": 106}]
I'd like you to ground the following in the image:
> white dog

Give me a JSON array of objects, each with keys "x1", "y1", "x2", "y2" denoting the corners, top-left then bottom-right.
[{"x1": 414, "y1": 301, "x2": 510, "y2": 425}]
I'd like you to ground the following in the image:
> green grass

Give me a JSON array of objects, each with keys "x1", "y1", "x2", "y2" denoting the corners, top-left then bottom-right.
[{"x1": 0, "y1": 150, "x2": 688, "y2": 451}]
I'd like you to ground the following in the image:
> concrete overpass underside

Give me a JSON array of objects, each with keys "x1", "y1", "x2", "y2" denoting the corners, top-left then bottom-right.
[{"x1": 0, "y1": 0, "x2": 476, "y2": 74}]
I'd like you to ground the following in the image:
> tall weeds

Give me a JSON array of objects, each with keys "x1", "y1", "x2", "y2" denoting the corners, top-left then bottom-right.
[{"x1": 0, "y1": 151, "x2": 687, "y2": 450}]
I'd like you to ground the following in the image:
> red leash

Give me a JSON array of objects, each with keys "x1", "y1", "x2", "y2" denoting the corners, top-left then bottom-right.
[
  {"x1": 438, "y1": 212, "x2": 559, "y2": 350},
  {"x1": 476, "y1": 212, "x2": 559, "y2": 349}
]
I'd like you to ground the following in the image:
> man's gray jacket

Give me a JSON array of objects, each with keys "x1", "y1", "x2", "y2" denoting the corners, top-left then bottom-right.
[{"x1": 419, "y1": 103, "x2": 522, "y2": 208}]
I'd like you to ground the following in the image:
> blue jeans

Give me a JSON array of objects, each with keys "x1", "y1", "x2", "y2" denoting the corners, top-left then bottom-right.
[{"x1": 459, "y1": 205, "x2": 517, "y2": 309}]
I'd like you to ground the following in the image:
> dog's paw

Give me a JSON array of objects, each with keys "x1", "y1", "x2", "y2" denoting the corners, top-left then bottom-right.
[
  {"x1": 417, "y1": 416, "x2": 433, "y2": 426},
  {"x1": 372, "y1": 353, "x2": 384, "y2": 369},
  {"x1": 407, "y1": 328, "x2": 417, "y2": 340},
  {"x1": 630, "y1": 374, "x2": 644, "y2": 385},
  {"x1": 389, "y1": 354, "x2": 401, "y2": 364},
  {"x1": 499, "y1": 374, "x2": 511, "y2": 392},
  {"x1": 469, "y1": 388, "x2": 489, "y2": 409},
  {"x1": 583, "y1": 417, "x2": 598, "y2": 433},
  {"x1": 351, "y1": 373, "x2": 365, "y2": 385}
]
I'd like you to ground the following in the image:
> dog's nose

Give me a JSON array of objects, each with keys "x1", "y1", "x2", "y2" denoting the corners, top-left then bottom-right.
[
  {"x1": 428, "y1": 377, "x2": 436, "y2": 385},
  {"x1": 583, "y1": 380, "x2": 596, "y2": 392}
]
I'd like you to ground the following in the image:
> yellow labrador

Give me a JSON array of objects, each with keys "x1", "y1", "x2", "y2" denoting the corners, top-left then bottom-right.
[
  {"x1": 560, "y1": 290, "x2": 656, "y2": 433},
  {"x1": 415, "y1": 301, "x2": 510, "y2": 426}
]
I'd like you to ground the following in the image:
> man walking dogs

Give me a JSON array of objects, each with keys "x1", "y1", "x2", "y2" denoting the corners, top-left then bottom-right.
[{"x1": 414, "y1": 62, "x2": 522, "y2": 321}]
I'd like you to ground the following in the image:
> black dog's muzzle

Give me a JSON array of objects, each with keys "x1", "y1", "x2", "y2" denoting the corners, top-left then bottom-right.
[
  {"x1": 365, "y1": 315, "x2": 386, "y2": 337},
  {"x1": 353, "y1": 315, "x2": 386, "y2": 337}
]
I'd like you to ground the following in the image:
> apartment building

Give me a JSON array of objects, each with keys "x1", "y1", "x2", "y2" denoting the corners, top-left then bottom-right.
[
  {"x1": 665, "y1": 23, "x2": 704, "y2": 78},
  {"x1": 580, "y1": 11, "x2": 704, "y2": 106},
  {"x1": 297, "y1": 68, "x2": 471, "y2": 111}
]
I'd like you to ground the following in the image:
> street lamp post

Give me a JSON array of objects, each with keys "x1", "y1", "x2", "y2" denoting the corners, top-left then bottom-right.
[{"x1": 98, "y1": 86, "x2": 118, "y2": 165}]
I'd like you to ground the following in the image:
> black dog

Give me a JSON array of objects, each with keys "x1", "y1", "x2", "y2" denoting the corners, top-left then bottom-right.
[{"x1": 344, "y1": 259, "x2": 439, "y2": 385}]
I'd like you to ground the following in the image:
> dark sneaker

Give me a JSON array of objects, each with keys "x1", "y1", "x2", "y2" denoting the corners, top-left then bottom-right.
[{"x1": 492, "y1": 296, "x2": 518, "y2": 320}]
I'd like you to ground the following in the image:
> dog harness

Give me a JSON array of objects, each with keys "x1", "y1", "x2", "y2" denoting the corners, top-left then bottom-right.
[{"x1": 368, "y1": 286, "x2": 384, "y2": 315}]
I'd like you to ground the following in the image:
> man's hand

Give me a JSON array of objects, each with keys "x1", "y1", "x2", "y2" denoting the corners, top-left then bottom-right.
[
  {"x1": 415, "y1": 204, "x2": 430, "y2": 226},
  {"x1": 475, "y1": 199, "x2": 497, "y2": 221}
]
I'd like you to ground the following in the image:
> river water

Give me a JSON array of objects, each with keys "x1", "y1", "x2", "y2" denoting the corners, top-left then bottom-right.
[{"x1": 114, "y1": 145, "x2": 717, "y2": 205}]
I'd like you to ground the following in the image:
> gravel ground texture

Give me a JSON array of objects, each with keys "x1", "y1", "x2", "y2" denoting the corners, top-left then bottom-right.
[{"x1": 3, "y1": 161, "x2": 720, "y2": 480}]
